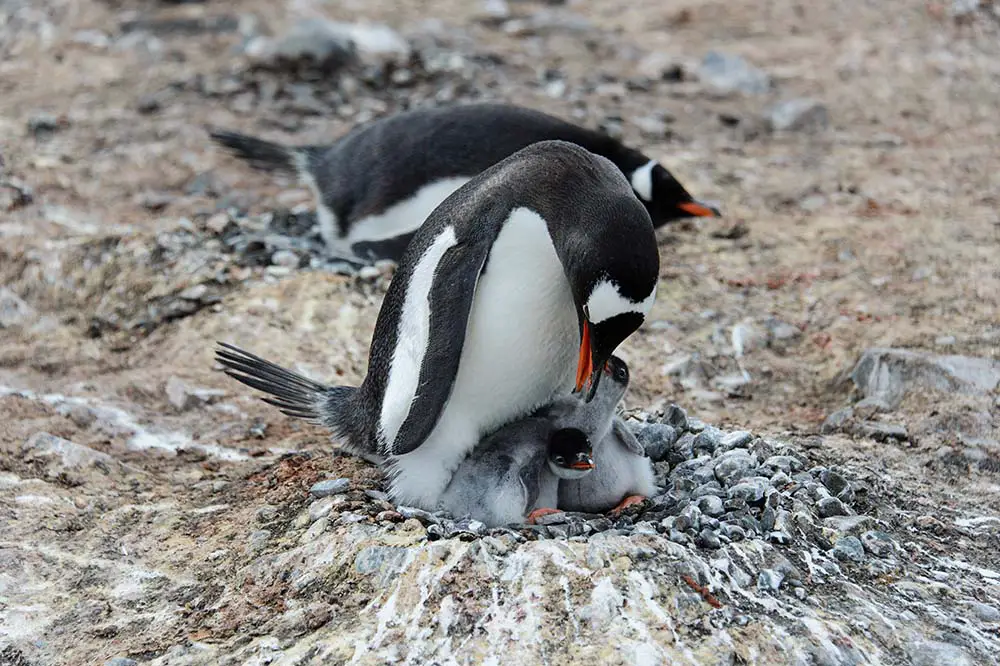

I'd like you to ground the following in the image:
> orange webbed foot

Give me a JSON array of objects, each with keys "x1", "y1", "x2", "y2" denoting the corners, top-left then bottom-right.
[
  {"x1": 608, "y1": 494, "x2": 647, "y2": 517},
  {"x1": 527, "y1": 508, "x2": 564, "y2": 525}
]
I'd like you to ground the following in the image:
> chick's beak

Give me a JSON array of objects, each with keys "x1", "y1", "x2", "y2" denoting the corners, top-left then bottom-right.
[
  {"x1": 570, "y1": 453, "x2": 595, "y2": 471},
  {"x1": 677, "y1": 200, "x2": 722, "y2": 218}
]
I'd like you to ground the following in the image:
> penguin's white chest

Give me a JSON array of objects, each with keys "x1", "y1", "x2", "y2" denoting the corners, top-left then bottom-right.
[{"x1": 389, "y1": 208, "x2": 579, "y2": 509}]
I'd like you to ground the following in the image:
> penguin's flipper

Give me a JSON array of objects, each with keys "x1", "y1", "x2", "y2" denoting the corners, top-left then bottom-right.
[
  {"x1": 208, "y1": 128, "x2": 300, "y2": 175},
  {"x1": 384, "y1": 230, "x2": 496, "y2": 457},
  {"x1": 214, "y1": 342, "x2": 330, "y2": 421},
  {"x1": 613, "y1": 418, "x2": 646, "y2": 456}
]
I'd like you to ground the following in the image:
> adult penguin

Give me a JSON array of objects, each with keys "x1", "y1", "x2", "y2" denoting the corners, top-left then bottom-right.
[
  {"x1": 216, "y1": 140, "x2": 660, "y2": 509},
  {"x1": 209, "y1": 102, "x2": 719, "y2": 261}
]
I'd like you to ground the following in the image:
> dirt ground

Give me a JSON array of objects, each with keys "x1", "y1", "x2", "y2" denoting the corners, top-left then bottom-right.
[{"x1": 2, "y1": 0, "x2": 1000, "y2": 664}]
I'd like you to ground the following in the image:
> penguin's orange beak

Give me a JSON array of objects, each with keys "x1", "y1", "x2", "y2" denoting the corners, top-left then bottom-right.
[
  {"x1": 575, "y1": 321, "x2": 593, "y2": 393},
  {"x1": 677, "y1": 200, "x2": 721, "y2": 217},
  {"x1": 570, "y1": 460, "x2": 595, "y2": 471}
]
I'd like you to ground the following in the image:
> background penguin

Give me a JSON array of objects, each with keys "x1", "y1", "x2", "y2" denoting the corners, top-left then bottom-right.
[
  {"x1": 557, "y1": 356, "x2": 657, "y2": 515},
  {"x1": 215, "y1": 140, "x2": 661, "y2": 511},
  {"x1": 437, "y1": 422, "x2": 593, "y2": 528},
  {"x1": 209, "y1": 102, "x2": 720, "y2": 262}
]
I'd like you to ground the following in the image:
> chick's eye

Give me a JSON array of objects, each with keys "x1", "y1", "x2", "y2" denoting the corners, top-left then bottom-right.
[{"x1": 554, "y1": 456, "x2": 566, "y2": 465}]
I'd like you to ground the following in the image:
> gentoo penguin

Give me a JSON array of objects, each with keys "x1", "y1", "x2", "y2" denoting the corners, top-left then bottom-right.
[
  {"x1": 557, "y1": 356, "x2": 657, "y2": 515},
  {"x1": 209, "y1": 102, "x2": 720, "y2": 262},
  {"x1": 437, "y1": 423, "x2": 593, "y2": 528},
  {"x1": 216, "y1": 140, "x2": 660, "y2": 510}
]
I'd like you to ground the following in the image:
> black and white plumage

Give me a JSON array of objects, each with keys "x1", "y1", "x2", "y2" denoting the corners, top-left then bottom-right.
[
  {"x1": 216, "y1": 140, "x2": 660, "y2": 510},
  {"x1": 209, "y1": 102, "x2": 720, "y2": 262},
  {"x1": 437, "y1": 420, "x2": 592, "y2": 528},
  {"x1": 557, "y1": 356, "x2": 657, "y2": 513}
]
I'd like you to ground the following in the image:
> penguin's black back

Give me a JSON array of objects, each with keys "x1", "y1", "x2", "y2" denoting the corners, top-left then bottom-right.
[{"x1": 314, "y1": 103, "x2": 650, "y2": 236}]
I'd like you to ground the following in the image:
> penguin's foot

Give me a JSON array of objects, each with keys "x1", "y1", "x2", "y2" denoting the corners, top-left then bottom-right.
[
  {"x1": 608, "y1": 495, "x2": 647, "y2": 517},
  {"x1": 526, "y1": 508, "x2": 563, "y2": 525}
]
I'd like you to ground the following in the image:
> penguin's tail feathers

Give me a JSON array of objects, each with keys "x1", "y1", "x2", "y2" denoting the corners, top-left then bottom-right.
[
  {"x1": 208, "y1": 128, "x2": 316, "y2": 178},
  {"x1": 214, "y1": 342, "x2": 359, "y2": 439}
]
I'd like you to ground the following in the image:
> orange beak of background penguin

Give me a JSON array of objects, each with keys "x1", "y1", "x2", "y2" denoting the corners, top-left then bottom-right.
[
  {"x1": 575, "y1": 321, "x2": 594, "y2": 393},
  {"x1": 677, "y1": 201, "x2": 721, "y2": 218}
]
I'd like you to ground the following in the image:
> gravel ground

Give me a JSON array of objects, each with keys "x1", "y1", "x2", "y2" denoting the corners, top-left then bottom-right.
[{"x1": 2, "y1": 0, "x2": 1000, "y2": 664}]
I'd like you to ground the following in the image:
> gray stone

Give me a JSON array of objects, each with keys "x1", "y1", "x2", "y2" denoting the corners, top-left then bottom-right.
[
  {"x1": 832, "y1": 536, "x2": 866, "y2": 562},
  {"x1": 721, "y1": 524, "x2": 746, "y2": 542},
  {"x1": 533, "y1": 511, "x2": 568, "y2": 526},
  {"x1": 661, "y1": 404, "x2": 689, "y2": 430},
  {"x1": 668, "y1": 529, "x2": 690, "y2": 545},
  {"x1": 691, "y1": 482, "x2": 724, "y2": 499},
  {"x1": 860, "y1": 530, "x2": 896, "y2": 557},
  {"x1": 28, "y1": 112, "x2": 63, "y2": 135},
  {"x1": 636, "y1": 424, "x2": 679, "y2": 461},
  {"x1": 849, "y1": 348, "x2": 1000, "y2": 409},
  {"x1": 355, "y1": 545, "x2": 408, "y2": 575},
  {"x1": 821, "y1": 407, "x2": 854, "y2": 433},
  {"x1": 699, "y1": 51, "x2": 771, "y2": 95},
  {"x1": 768, "y1": 531, "x2": 793, "y2": 545},
  {"x1": 727, "y1": 477, "x2": 769, "y2": 504},
  {"x1": 308, "y1": 498, "x2": 337, "y2": 522},
  {"x1": 719, "y1": 431, "x2": 753, "y2": 450},
  {"x1": 397, "y1": 506, "x2": 440, "y2": 524},
  {"x1": 697, "y1": 495, "x2": 725, "y2": 517},
  {"x1": 819, "y1": 469, "x2": 850, "y2": 496},
  {"x1": 165, "y1": 376, "x2": 198, "y2": 411},
  {"x1": 757, "y1": 569, "x2": 784, "y2": 592},
  {"x1": 906, "y1": 639, "x2": 975, "y2": 666},
  {"x1": 714, "y1": 449, "x2": 754, "y2": 485},
  {"x1": 762, "y1": 455, "x2": 804, "y2": 474},
  {"x1": 697, "y1": 528, "x2": 721, "y2": 549},
  {"x1": 0, "y1": 288, "x2": 36, "y2": 328},
  {"x1": 310, "y1": 478, "x2": 351, "y2": 498},
  {"x1": 855, "y1": 421, "x2": 909, "y2": 442},
  {"x1": 968, "y1": 601, "x2": 1000, "y2": 622},
  {"x1": 823, "y1": 515, "x2": 876, "y2": 536},
  {"x1": 22, "y1": 432, "x2": 117, "y2": 478},
  {"x1": 271, "y1": 249, "x2": 301, "y2": 268},
  {"x1": 766, "y1": 98, "x2": 829, "y2": 132},
  {"x1": 692, "y1": 430, "x2": 720, "y2": 456},
  {"x1": 817, "y1": 497, "x2": 850, "y2": 518},
  {"x1": 105, "y1": 659, "x2": 139, "y2": 666}
]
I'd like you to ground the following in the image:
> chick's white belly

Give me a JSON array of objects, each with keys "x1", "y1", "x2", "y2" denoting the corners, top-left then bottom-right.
[{"x1": 388, "y1": 207, "x2": 579, "y2": 509}]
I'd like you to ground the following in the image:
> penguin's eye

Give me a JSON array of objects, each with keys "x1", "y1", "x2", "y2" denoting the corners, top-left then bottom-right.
[
  {"x1": 615, "y1": 366, "x2": 627, "y2": 382},
  {"x1": 553, "y1": 456, "x2": 566, "y2": 466}
]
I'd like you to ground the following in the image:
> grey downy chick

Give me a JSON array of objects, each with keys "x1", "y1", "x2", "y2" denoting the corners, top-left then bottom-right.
[
  {"x1": 436, "y1": 412, "x2": 593, "y2": 528},
  {"x1": 557, "y1": 355, "x2": 657, "y2": 514}
]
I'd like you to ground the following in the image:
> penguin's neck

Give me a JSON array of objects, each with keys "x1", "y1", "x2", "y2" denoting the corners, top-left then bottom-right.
[{"x1": 389, "y1": 207, "x2": 579, "y2": 509}]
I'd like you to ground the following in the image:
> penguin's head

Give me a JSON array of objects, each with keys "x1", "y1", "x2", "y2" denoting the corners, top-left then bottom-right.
[
  {"x1": 547, "y1": 427, "x2": 594, "y2": 480},
  {"x1": 573, "y1": 274, "x2": 655, "y2": 403},
  {"x1": 629, "y1": 161, "x2": 721, "y2": 228}
]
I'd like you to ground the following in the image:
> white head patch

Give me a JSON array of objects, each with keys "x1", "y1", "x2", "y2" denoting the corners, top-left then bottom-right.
[
  {"x1": 629, "y1": 160, "x2": 658, "y2": 202},
  {"x1": 585, "y1": 279, "x2": 657, "y2": 324}
]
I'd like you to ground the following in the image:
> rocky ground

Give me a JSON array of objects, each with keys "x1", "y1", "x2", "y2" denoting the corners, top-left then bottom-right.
[{"x1": 2, "y1": 0, "x2": 1000, "y2": 664}]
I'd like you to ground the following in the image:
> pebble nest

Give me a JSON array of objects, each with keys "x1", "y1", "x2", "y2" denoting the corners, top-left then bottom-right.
[{"x1": 301, "y1": 403, "x2": 898, "y2": 595}]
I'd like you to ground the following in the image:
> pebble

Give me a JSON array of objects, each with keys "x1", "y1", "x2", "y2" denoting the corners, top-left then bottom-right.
[
  {"x1": 28, "y1": 112, "x2": 63, "y2": 135},
  {"x1": 719, "y1": 431, "x2": 753, "y2": 450},
  {"x1": 105, "y1": 659, "x2": 139, "y2": 666},
  {"x1": 533, "y1": 511, "x2": 568, "y2": 526},
  {"x1": 308, "y1": 498, "x2": 337, "y2": 522},
  {"x1": 310, "y1": 478, "x2": 351, "y2": 498},
  {"x1": 766, "y1": 98, "x2": 829, "y2": 132},
  {"x1": 636, "y1": 424, "x2": 678, "y2": 461},
  {"x1": 757, "y1": 569, "x2": 784, "y2": 592},
  {"x1": 819, "y1": 469, "x2": 850, "y2": 496},
  {"x1": 859, "y1": 530, "x2": 896, "y2": 557},
  {"x1": 699, "y1": 51, "x2": 771, "y2": 95},
  {"x1": 697, "y1": 495, "x2": 725, "y2": 517},
  {"x1": 906, "y1": 639, "x2": 975, "y2": 666},
  {"x1": 697, "y1": 528, "x2": 721, "y2": 549},
  {"x1": 832, "y1": 536, "x2": 866, "y2": 563},
  {"x1": 669, "y1": 529, "x2": 690, "y2": 545},
  {"x1": 661, "y1": 404, "x2": 688, "y2": 430},
  {"x1": 821, "y1": 407, "x2": 854, "y2": 434},
  {"x1": 714, "y1": 450, "x2": 754, "y2": 485},
  {"x1": 0, "y1": 287, "x2": 38, "y2": 328},
  {"x1": 692, "y1": 430, "x2": 719, "y2": 456},
  {"x1": 967, "y1": 601, "x2": 1000, "y2": 622},
  {"x1": 727, "y1": 477, "x2": 769, "y2": 504},
  {"x1": 817, "y1": 497, "x2": 850, "y2": 518},
  {"x1": 271, "y1": 249, "x2": 302, "y2": 268},
  {"x1": 397, "y1": 506, "x2": 440, "y2": 524}
]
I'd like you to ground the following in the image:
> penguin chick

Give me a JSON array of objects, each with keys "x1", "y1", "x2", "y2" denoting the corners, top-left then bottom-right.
[
  {"x1": 209, "y1": 102, "x2": 720, "y2": 262},
  {"x1": 557, "y1": 356, "x2": 657, "y2": 514},
  {"x1": 438, "y1": 423, "x2": 592, "y2": 528}
]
